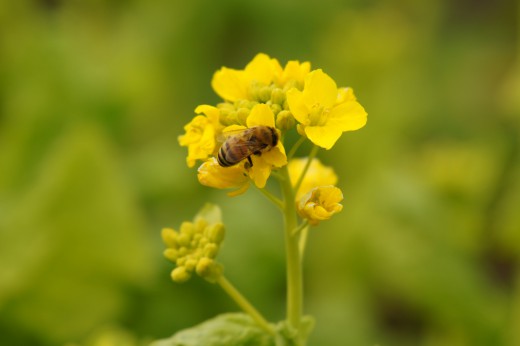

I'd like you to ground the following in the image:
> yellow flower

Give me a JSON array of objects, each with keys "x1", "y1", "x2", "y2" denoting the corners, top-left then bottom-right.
[
  {"x1": 197, "y1": 158, "x2": 250, "y2": 197},
  {"x1": 287, "y1": 158, "x2": 338, "y2": 200},
  {"x1": 297, "y1": 185, "x2": 344, "y2": 225},
  {"x1": 211, "y1": 53, "x2": 281, "y2": 102},
  {"x1": 211, "y1": 53, "x2": 311, "y2": 105},
  {"x1": 286, "y1": 69, "x2": 367, "y2": 150},
  {"x1": 162, "y1": 204, "x2": 225, "y2": 283},
  {"x1": 178, "y1": 105, "x2": 222, "y2": 167}
]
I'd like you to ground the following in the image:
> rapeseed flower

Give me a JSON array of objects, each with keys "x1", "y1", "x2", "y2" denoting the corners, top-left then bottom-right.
[
  {"x1": 297, "y1": 185, "x2": 344, "y2": 225},
  {"x1": 178, "y1": 105, "x2": 223, "y2": 167},
  {"x1": 287, "y1": 69, "x2": 367, "y2": 149}
]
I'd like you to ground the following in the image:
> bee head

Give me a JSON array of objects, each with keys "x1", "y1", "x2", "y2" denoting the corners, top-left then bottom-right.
[{"x1": 269, "y1": 127, "x2": 279, "y2": 147}]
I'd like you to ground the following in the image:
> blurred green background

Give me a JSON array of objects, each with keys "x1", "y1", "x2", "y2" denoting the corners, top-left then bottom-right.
[{"x1": 1, "y1": 0, "x2": 519, "y2": 345}]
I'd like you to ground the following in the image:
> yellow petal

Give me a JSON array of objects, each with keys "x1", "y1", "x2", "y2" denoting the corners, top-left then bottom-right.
[
  {"x1": 304, "y1": 125, "x2": 342, "y2": 150},
  {"x1": 277, "y1": 60, "x2": 311, "y2": 86},
  {"x1": 246, "y1": 104, "x2": 276, "y2": 128},
  {"x1": 288, "y1": 158, "x2": 338, "y2": 200},
  {"x1": 286, "y1": 88, "x2": 309, "y2": 125},
  {"x1": 302, "y1": 69, "x2": 337, "y2": 109},
  {"x1": 261, "y1": 141, "x2": 287, "y2": 167},
  {"x1": 195, "y1": 104, "x2": 220, "y2": 124},
  {"x1": 336, "y1": 87, "x2": 357, "y2": 103},
  {"x1": 248, "y1": 156, "x2": 271, "y2": 188},
  {"x1": 244, "y1": 53, "x2": 280, "y2": 85},
  {"x1": 328, "y1": 101, "x2": 368, "y2": 131},
  {"x1": 211, "y1": 67, "x2": 248, "y2": 102},
  {"x1": 197, "y1": 158, "x2": 248, "y2": 189}
]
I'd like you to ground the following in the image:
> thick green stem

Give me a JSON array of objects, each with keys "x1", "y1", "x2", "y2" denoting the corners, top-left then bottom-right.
[
  {"x1": 280, "y1": 165, "x2": 304, "y2": 345},
  {"x1": 217, "y1": 276, "x2": 275, "y2": 335}
]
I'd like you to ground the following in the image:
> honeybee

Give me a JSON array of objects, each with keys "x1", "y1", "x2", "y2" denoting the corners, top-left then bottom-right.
[{"x1": 217, "y1": 126, "x2": 279, "y2": 167}]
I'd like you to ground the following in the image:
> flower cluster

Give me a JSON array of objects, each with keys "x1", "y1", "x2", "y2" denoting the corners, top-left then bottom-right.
[
  {"x1": 179, "y1": 53, "x2": 367, "y2": 224},
  {"x1": 162, "y1": 205, "x2": 225, "y2": 283}
]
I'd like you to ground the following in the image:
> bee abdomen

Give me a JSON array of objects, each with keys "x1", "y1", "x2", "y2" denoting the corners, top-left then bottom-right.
[{"x1": 217, "y1": 142, "x2": 249, "y2": 167}]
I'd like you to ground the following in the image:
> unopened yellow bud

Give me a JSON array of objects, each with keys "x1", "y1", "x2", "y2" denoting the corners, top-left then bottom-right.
[
  {"x1": 161, "y1": 228, "x2": 178, "y2": 248},
  {"x1": 171, "y1": 267, "x2": 191, "y2": 283},
  {"x1": 163, "y1": 248, "x2": 179, "y2": 262},
  {"x1": 203, "y1": 243, "x2": 219, "y2": 258},
  {"x1": 195, "y1": 257, "x2": 214, "y2": 278},
  {"x1": 196, "y1": 257, "x2": 223, "y2": 283},
  {"x1": 185, "y1": 258, "x2": 198, "y2": 271},
  {"x1": 207, "y1": 223, "x2": 225, "y2": 244},
  {"x1": 178, "y1": 247, "x2": 188, "y2": 257},
  {"x1": 177, "y1": 233, "x2": 190, "y2": 247}
]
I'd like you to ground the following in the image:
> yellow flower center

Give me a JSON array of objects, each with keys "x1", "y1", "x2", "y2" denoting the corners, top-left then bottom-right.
[{"x1": 308, "y1": 104, "x2": 328, "y2": 126}]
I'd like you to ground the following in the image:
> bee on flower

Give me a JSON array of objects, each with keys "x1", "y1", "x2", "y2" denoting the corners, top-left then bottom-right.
[{"x1": 179, "y1": 53, "x2": 367, "y2": 200}]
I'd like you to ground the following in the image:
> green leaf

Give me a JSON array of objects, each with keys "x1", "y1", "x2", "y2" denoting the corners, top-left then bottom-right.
[{"x1": 150, "y1": 313, "x2": 276, "y2": 346}]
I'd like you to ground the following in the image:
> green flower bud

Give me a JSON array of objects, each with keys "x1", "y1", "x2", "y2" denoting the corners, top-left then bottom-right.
[
  {"x1": 235, "y1": 99, "x2": 251, "y2": 109},
  {"x1": 171, "y1": 266, "x2": 191, "y2": 283},
  {"x1": 258, "y1": 86, "x2": 272, "y2": 103},
  {"x1": 236, "y1": 107, "x2": 250, "y2": 125},
  {"x1": 271, "y1": 87, "x2": 285, "y2": 106},
  {"x1": 270, "y1": 103, "x2": 282, "y2": 116},
  {"x1": 276, "y1": 110, "x2": 296, "y2": 131}
]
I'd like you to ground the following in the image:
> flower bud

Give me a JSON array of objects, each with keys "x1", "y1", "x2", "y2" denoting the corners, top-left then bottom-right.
[
  {"x1": 258, "y1": 86, "x2": 272, "y2": 103},
  {"x1": 161, "y1": 228, "x2": 178, "y2": 248},
  {"x1": 236, "y1": 107, "x2": 250, "y2": 125},
  {"x1": 203, "y1": 243, "x2": 219, "y2": 258},
  {"x1": 270, "y1": 103, "x2": 282, "y2": 116},
  {"x1": 270, "y1": 87, "x2": 285, "y2": 106},
  {"x1": 276, "y1": 110, "x2": 295, "y2": 131},
  {"x1": 164, "y1": 248, "x2": 179, "y2": 262},
  {"x1": 207, "y1": 223, "x2": 225, "y2": 244},
  {"x1": 171, "y1": 266, "x2": 191, "y2": 283}
]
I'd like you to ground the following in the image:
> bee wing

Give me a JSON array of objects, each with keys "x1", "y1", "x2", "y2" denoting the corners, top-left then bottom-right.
[{"x1": 216, "y1": 125, "x2": 248, "y2": 143}]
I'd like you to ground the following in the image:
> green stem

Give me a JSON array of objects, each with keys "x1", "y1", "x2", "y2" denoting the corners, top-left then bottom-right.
[
  {"x1": 292, "y1": 220, "x2": 309, "y2": 236},
  {"x1": 217, "y1": 276, "x2": 275, "y2": 336},
  {"x1": 280, "y1": 165, "x2": 304, "y2": 345},
  {"x1": 288, "y1": 136, "x2": 306, "y2": 160},
  {"x1": 256, "y1": 186, "x2": 284, "y2": 210},
  {"x1": 298, "y1": 226, "x2": 310, "y2": 258},
  {"x1": 293, "y1": 145, "x2": 319, "y2": 196}
]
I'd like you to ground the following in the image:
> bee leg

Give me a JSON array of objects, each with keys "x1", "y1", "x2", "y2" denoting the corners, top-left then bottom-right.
[{"x1": 246, "y1": 156, "x2": 253, "y2": 168}]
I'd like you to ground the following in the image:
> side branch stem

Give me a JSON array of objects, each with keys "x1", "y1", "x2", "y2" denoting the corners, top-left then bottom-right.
[
  {"x1": 294, "y1": 145, "x2": 319, "y2": 195},
  {"x1": 217, "y1": 276, "x2": 275, "y2": 335}
]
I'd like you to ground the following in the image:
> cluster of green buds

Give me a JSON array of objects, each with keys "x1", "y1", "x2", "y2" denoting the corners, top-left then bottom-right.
[{"x1": 161, "y1": 205, "x2": 225, "y2": 283}]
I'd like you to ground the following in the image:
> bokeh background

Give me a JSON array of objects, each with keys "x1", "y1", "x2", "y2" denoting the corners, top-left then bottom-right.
[{"x1": 1, "y1": 0, "x2": 519, "y2": 345}]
